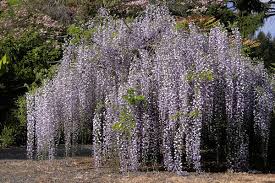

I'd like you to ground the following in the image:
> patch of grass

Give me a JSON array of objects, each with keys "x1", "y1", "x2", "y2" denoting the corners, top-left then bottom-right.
[{"x1": 7, "y1": 0, "x2": 21, "y2": 6}]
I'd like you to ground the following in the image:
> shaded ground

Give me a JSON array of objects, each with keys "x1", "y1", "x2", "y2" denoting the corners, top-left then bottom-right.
[
  {"x1": 1, "y1": 157, "x2": 275, "y2": 183},
  {"x1": 0, "y1": 145, "x2": 92, "y2": 160}
]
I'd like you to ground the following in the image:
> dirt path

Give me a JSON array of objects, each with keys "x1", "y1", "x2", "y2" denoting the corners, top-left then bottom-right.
[{"x1": 1, "y1": 157, "x2": 275, "y2": 183}]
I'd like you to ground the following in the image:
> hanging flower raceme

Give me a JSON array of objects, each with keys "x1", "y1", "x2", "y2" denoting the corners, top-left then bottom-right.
[{"x1": 26, "y1": 5, "x2": 274, "y2": 174}]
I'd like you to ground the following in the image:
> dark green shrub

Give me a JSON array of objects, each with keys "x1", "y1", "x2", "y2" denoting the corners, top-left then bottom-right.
[
  {"x1": 0, "y1": 27, "x2": 62, "y2": 147},
  {"x1": 0, "y1": 125, "x2": 15, "y2": 148}
]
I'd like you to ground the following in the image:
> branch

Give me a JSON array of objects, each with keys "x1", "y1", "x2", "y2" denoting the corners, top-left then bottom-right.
[
  {"x1": 263, "y1": 1, "x2": 275, "y2": 17},
  {"x1": 265, "y1": 11, "x2": 275, "y2": 18}
]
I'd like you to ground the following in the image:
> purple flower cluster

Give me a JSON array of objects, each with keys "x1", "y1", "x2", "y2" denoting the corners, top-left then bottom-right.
[{"x1": 26, "y1": 5, "x2": 274, "y2": 173}]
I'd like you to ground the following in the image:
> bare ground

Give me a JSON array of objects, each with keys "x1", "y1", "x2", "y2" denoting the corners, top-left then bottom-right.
[{"x1": 1, "y1": 157, "x2": 275, "y2": 183}]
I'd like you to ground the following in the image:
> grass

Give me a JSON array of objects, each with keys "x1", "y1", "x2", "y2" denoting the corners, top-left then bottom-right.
[
  {"x1": 0, "y1": 157, "x2": 275, "y2": 183},
  {"x1": 7, "y1": 0, "x2": 21, "y2": 6}
]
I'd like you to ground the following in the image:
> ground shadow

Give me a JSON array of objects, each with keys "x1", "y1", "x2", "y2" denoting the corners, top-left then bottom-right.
[{"x1": 0, "y1": 145, "x2": 92, "y2": 160}]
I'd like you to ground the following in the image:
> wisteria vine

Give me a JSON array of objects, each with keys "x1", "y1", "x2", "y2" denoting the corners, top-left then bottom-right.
[{"x1": 26, "y1": 5, "x2": 274, "y2": 173}]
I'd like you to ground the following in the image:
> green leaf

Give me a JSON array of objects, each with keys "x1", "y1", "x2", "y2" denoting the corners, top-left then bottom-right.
[
  {"x1": 199, "y1": 70, "x2": 214, "y2": 81},
  {"x1": 188, "y1": 109, "x2": 200, "y2": 119},
  {"x1": 170, "y1": 111, "x2": 183, "y2": 121},
  {"x1": 112, "y1": 107, "x2": 136, "y2": 135},
  {"x1": 175, "y1": 21, "x2": 188, "y2": 31},
  {"x1": 112, "y1": 122, "x2": 123, "y2": 132},
  {"x1": 0, "y1": 54, "x2": 10, "y2": 75},
  {"x1": 270, "y1": 63, "x2": 275, "y2": 71}
]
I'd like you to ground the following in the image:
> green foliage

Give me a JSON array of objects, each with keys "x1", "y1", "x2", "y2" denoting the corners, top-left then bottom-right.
[
  {"x1": 164, "y1": 0, "x2": 192, "y2": 17},
  {"x1": 175, "y1": 20, "x2": 188, "y2": 31},
  {"x1": 7, "y1": 0, "x2": 21, "y2": 6},
  {"x1": 0, "y1": 54, "x2": 10, "y2": 76},
  {"x1": 0, "y1": 27, "x2": 62, "y2": 147},
  {"x1": 207, "y1": 3, "x2": 265, "y2": 38},
  {"x1": 0, "y1": 28, "x2": 62, "y2": 85},
  {"x1": 112, "y1": 107, "x2": 136, "y2": 136},
  {"x1": 2, "y1": 96, "x2": 28, "y2": 147},
  {"x1": 122, "y1": 88, "x2": 146, "y2": 106},
  {"x1": 206, "y1": 4, "x2": 237, "y2": 28},
  {"x1": 249, "y1": 32, "x2": 275, "y2": 72},
  {"x1": 186, "y1": 69, "x2": 214, "y2": 82},
  {"x1": 67, "y1": 24, "x2": 97, "y2": 44},
  {"x1": 0, "y1": 125, "x2": 15, "y2": 148},
  {"x1": 112, "y1": 88, "x2": 146, "y2": 136},
  {"x1": 199, "y1": 70, "x2": 214, "y2": 81},
  {"x1": 234, "y1": 0, "x2": 267, "y2": 14},
  {"x1": 270, "y1": 63, "x2": 275, "y2": 73},
  {"x1": 238, "y1": 13, "x2": 265, "y2": 37},
  {"x1": 170, "y1": 109, "x2": 200, "y2": 121},
  {"x1": 18, "y1": 44, "x2": 61, "y2": 82},
  {"x1": 170, "y1": 108, "x2": 201, "y2": 121},
  {"x1": 186, "y1": 71, "x2": 195, "y2": 82},
  {"x1": 205, "y1": 0, "x2": 272, "y2": 74},
  {"x1": 170, "y1": 111, "x2": 183, "y2": 121},
  {"x1": 242, "y1": 38, "x2": 261, "y2": 57},
  {"x1": 202, "y1": 17, "x2": 220, "y2": 29},
  {"x1": 188, "y1": 108, "x2": 200, "y2": 119},
  {"x1": 12, "y1": 96, "x2": 26, "y2": 126}
]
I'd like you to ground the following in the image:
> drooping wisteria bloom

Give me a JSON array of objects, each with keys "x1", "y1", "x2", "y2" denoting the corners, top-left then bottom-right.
[{"x1": 26, "y1": 5, "x2": 274, "y2": 173}]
